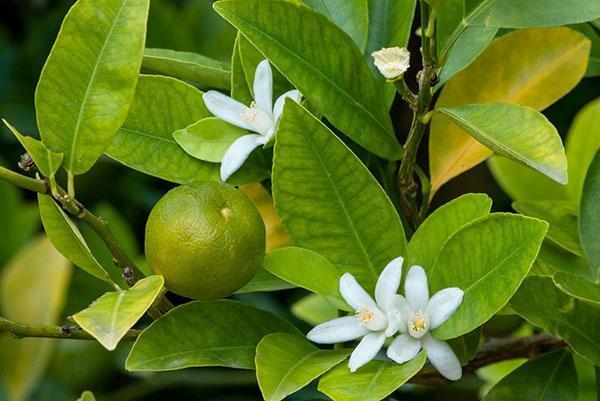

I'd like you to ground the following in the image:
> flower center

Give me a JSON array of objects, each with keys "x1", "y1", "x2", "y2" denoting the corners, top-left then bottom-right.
[
  {"x1": 355, "y1": 305, "x2": 374, "y2": 326},
  {"x1": 242, "y1": 101, "x2": 259, "y2": 122},
  {"x1": 407, "y1": 310, "x2": 429, "y2": 339}
]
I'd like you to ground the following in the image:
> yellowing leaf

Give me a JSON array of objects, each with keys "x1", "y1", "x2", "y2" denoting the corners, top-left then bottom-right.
[
  {"x1": 429, "y1": 27, "x2": 590, "y2": 196},
  {"x1": 73, "y1": 275, "x2": 164, "y2": 351},
  {"x1": 240, "y1": 183, "x2": 291, "y2": 252},
  {"x1": 0, "y1": 236, "x2": 71, "y2": 401}
]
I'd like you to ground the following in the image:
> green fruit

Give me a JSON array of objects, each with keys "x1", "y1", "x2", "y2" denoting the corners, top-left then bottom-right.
[{"x1": 145, "y1": 181, "x2": 265, "y2": 299}]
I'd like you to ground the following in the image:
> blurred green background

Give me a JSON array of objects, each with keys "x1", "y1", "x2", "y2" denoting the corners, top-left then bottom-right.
[{"x1": 0, "y1": 1, "x2": 598, "y2": 400}]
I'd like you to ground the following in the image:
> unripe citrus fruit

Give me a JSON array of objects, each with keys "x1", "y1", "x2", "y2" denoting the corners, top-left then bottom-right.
[{"x1": 145, "y1": 181, "x2": 265, "y2": 300}]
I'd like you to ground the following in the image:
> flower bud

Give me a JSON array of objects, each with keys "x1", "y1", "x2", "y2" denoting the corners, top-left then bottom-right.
[{"x1": 372, "y1": 47, "x2": 410, "y2": 80}]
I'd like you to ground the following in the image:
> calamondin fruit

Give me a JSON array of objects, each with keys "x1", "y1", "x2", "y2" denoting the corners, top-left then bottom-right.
[{"x1": 202, "y1": 59, "x2": 301, "y2": 181}]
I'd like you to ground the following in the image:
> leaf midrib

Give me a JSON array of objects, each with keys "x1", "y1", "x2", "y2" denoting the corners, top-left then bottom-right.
[
  {"x1": 270, "y1": 350, "x2": 320, "y2": 399},
  {"x1": 69, "y1": 0, "x2": 129, "y2": 172}
]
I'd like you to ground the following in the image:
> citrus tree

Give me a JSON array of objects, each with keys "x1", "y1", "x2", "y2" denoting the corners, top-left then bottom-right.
[{"x1": 0, "y1": 0, "x2": 600, "y2": 400}]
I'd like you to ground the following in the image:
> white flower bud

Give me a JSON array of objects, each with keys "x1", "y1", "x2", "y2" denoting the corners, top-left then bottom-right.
[{"x1": 372, "y1": 47, "x2": 410, "y2": 80}]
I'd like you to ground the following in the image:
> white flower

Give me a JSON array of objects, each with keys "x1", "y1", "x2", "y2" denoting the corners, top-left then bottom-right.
[
  {"x1": 386, "y1": 265, "x2": 464, "y2": 381},
  {"x1": 371, "y1": 47, "x2": 410, "y2": 80},
  {"x1": 307, "y1": 257, "x2": 404, "y2": 372},
  {"x1": 202, "y1": 59, "x2": 301, "y2": 182}
]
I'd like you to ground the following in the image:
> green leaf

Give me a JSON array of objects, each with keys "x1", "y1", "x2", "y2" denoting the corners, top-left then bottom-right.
[
  {"x1": 236, "y1": 268, "x2": 296, "y2": 294},
  {"x1": 2, "y1": 119, "x2": 63, "y2": 179},
  {"x1": 436, "y1": 103, "x2": 568, "y2": 185},
  {"x1": 482, "y1": 349, "x2": 577, "y2": 401},
  {"x1": 448, "y1": 328, "x2": 481, "y2": 365},
  {"x1": 407, "y1": 193, "x2": 492, "y2": 269},
  {"x1": 256, "y1": 333, "x2": 351, "y2": 401},
  {"x1": 143, "y1": 48, "x2": 230, "y2": 90},
  {"x1": 73, "y1": 275, "x2": 164, "y2": 351},
  {"x1": 126, "y1": 300, "x2": 300, "y2": 371},
  {"x1": 173, "y1": 117, "x2": 246, "y2": 163},
  {"x1": 264, "y1": 247, "x2": 349, "y2": 310},
  {"x1": 0, "y1": 182, "x2": 39, "y2": 267},
  {"x1": 566, "y1": 98, "x2": 600, "y2": 202},
  {"x1": 291, "y1": 294, "x2": 338, "y2": 325},
  {"x1": 553, "y1": 272, "x2": 600, "y2": 305},
  {"x1": 513, "y1": 200, "x2": 582, "y2": 256},
  {"x1": 214, "y1": 0, "x2": 401, "y2": 160},
  {"x1": 365, "y1": 0, "x2": 416, "y2": 109},
  {"x1": 465, "y1": 0, "x2": 600, "y2": 28},
  {"x1": 429, "y1": 213, "x2": 548, "y2": 339},
  {"x1": 37, "y1": 194, "x2": 112, "y2": 284},
  {"x1": 572, "y1": 23, "x2": 600, "y2": 77},
  {"x1": 580, "y1": 151, "x2": 600, "y2": 270},
  {"x1": 532, "y1": 241, "x2": 593, "y2": 280},
  {"x1": 76, "y1": 391, "x2": 96, "y2": 401},
  {"x1": 488, "y1": 156, "x2": 566, "y2": 201},
  {"x1": 510, "y1": 276, "x2": 600, "y2": 366},
  {"x1": 273, "y1": 101, "x2": 406, "y2": 291},
  {"x1": 430, "y1": 28, "x2": 590, "y2": 195},
  {"x1": 0, "y1": 236, "x2": 71, "y2": 401},
  {"x1": 304, "y1": 0, "x2": 369, "y2": 52},
  {"x1": 318, "y1": 352, "x2": 427, "y2": 401},
  {"x1": 231, "y1": 33, "x2": 254, "y2": 105},
  {"x1": 35, "y1": 0, "x2": 149, "y2": 175}
]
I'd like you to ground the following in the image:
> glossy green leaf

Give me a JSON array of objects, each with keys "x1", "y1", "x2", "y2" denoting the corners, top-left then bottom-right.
[
  {"x1": 572, "y1": 23, "x2": 600, "y2": 77},
  {"x1": 291, "y1": 294, "x2": 338, "y2": 325},
  {"x1": 318, "y1": 352, "x2": 427, "y2": 401},
  {"x1": 76, "y1": 391, "x2": 96, "y2": 401},
  {"x1": 264, "y1": 247, "x2": 349, "y2": 310},
  {"x1": 448, "y1": 328, "x2": 481, "y2": 365},
  {"x1": 256, "y1": 333, "x2": 351, "y2": 401},
  {"x1": 482, "y1": 349, "x2": 577, "y2": 401},
  {"x1": 304, "y1": 0, "x2": 369, "y2": 52},
  {"x1": 173, "y1": 117, "x2": 246, "y2": 163},
  {"x1": 510, "y1": 276, "x2": 600, "y2": 366},
  {"x1": 126, "y1": 300, "x2": 300, "y2": 371},
  {"x1": 35, "y1": 0, "x2": 149, "y2": 175},
  {"x1": 143, "y1": 48, "x2": 230, "y2": 90},
  {"x1": 531, "y1": 241, "x2": 593, "y2": 280},
  {"x1": 38, "y1": 194, "x2": 112, "y2": 284},
  {"x1": 273, "y1": 101, "x2": 406, "y2": 291},
  {"x1": 465, "y1": 0, "x2": 600, "y2": 28},
  {"x1": 365, "y1": 0, "x2": 416, "y2": 109},
  {"x1": 0, "y1": 236, "x2": 71, "y2": 401},
  {"x1": 2, "y1": 119, "x2": 63, "y2": 179},
  {"x1": 430, "y1": 28, "x2": 590, "y2": 195},
  {"x1": 231, "y1": 34, "x2": 254, "y2": 104},
  {"x1": 436, "y1": 103, "x2": 568, "y2": 185},
  {"x1": 214, "y1": 0, "x2": 401, "y2": 160},
  {"x1": 565, "y1": 98, "x2": 600, "y2": 202},
  {"x1": 553, "y1": 272, "x2": 600, "y2": 305},
  {"x1": 105, "y1": 75, "x2": 218, "y2": 183},
  {"x1": 0, "y1": 182, "x2": 39, "y2": 267},
  {"x1": 73, "y1": 276, "x2": 164, "y2": 351},
  {"x1": 488, "y1": 156, "x2": 566, "y2": 201},
  {"x1": 513, "y1": 201, "x2": 581, "y2": 256},
  {"x1": 236, "y1": 268, "x2": 296, "y2": 294},
  {"x1": 407, "y1": 193, "x2": 492, "y2": 269},
  {"x1": 429, "y1": 214, "x2": 548, "y2": 339},
  {"x1": 580, "y1": 151, "x2": 600, "y2": 270}
]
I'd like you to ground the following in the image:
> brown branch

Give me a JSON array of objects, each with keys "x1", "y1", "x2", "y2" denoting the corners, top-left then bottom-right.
[{"x1": 409, "y1": 334, "x2": 567, "y2": 385}]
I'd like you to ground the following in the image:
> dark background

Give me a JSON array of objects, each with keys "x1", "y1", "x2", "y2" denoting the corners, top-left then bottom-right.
[{"x1": 0, "y1": 1, "x2": 598, "y2": 400}]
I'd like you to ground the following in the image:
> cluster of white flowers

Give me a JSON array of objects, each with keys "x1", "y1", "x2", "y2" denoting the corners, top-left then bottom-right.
[{"x1": 307, "y1": 257, "x2": 464, "y2": 381}]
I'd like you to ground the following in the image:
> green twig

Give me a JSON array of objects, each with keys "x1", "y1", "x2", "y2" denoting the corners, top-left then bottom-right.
[
  {"x1": 0, "y1": 316, "x2": 139, "y2": 341},
  {"x1": 0, "y1": 165, "x2": 47, "y2": 193}
]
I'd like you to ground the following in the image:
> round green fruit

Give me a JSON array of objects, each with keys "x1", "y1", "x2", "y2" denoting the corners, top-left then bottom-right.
[{"x1": 145, "y1": 181, "x2": 265, "y2": 300}]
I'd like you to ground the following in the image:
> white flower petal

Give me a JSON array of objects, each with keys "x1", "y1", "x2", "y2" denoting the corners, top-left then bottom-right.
[
  {"x1": 245, "y1": 106, "x2": 274, "y2": 137},
  {"x1": 307, "y1": 316, "x2": 370, "y2": 344},
  {"x1": 363, "y1": 307, "x2": 388, "y2": 332},
  {"x1": 220, "y1": 134, "x2": 266, "y2": 182},
  {"x1": 375, "y1": 256, "x2": 403, "y2": 313},
  {"x1": 384, "y1": 309, "x2": 402, "y2": 337},
  {"x1": 253, "y1": 59, "x2": 273, "y2": 118},
  {"x1": 348, "y1": 331, "x2": 386, "y2": 372},
  {"x1": 203, "y1": 91, "x2": 254, "y2": 131},
  {"x1": 405, "y1": 265, "x2": 429, "y2": 311},
  {"x1": 273, "y1": 89, "x2": 301, "y2": 124},
  {"x1": 391, "y1": 295, "x2": 413, "y2": 333},
  {"x1": 425, "y1": 288, "x2": 464, "y2": 330},
  {"x1": 386, "y1": 333, "x2": 422, "y2": 364},
  {"x1": 339, "y1": 273, "x2": 377, "y2": 311},
  {"x1": 421, "y1": 334, "x2": 462, "y2": 381}
]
